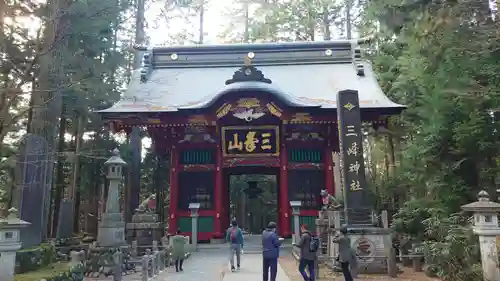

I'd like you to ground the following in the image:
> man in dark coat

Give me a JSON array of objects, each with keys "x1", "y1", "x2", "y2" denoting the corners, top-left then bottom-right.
[
  {"x1": 261, "y1": 222, "x2": 283, "y2": 281},
  {"x1": 293, "y1": 224, "x2": 317, "y2": 281}
]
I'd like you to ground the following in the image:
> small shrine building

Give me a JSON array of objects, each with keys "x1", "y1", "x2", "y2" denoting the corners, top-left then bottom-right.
[{"x1": 99, "y1": 40, "x2": 405, "y2": 240}]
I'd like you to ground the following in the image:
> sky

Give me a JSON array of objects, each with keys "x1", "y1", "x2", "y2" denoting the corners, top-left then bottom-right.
[{"x1": 146, "y1": 0, "x2": 234, "y2": 45}]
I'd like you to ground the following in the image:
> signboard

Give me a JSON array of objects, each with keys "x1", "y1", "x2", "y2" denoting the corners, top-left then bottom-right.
[
  {"x1": 222, "y1": 126, "x2": 279, "y2": 157},
  {"x1": 337, "y1": 90, "x2": 370, "y2": 223}
]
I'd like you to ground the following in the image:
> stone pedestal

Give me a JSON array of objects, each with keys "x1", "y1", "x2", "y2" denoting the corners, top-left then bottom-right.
[
  {"x1": 462, "y1": 191, "x2": 500, "y2": 281},
  {"x1": 126, "y1": 211, "x2": 162, "y2": 254},
  {"x1": 347, "y1": 227, "x2": 393, "y2": 274},
  {"x1": 0, "y1": 208, "x2": 30, "y2": 281}
]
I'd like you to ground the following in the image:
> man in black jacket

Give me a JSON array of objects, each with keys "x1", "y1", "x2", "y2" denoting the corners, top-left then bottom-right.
[{"x1": 293, "y1": 224, "x2": 316, "y2": 281}]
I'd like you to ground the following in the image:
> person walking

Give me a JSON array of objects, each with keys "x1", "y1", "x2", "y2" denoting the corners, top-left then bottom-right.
[
  {"x1": 226, "y1": 219, "x2": 244, "y2": 272},
  {"x1": 171, "y1": 229, "x2": 187, "y2": 272},
  {"x1": 262, "y1": 222, "x2": 283, "y2": 281},
  {"x1": 293, "y1": 224, "x2": 319, "y2": 281},
  {"x1": 333, "y1": 226, "x2": 358, "y2": 281}
]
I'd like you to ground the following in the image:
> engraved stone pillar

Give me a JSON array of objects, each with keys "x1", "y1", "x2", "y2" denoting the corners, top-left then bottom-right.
[
  {"x1": 98, "y1": 149, "x2": 127, "y2": 247},
  {"x1": 189, "y1": 203, "x2": 200, "y2": 251},
  {"x1": 462, "y1": 191, "x2": 500, "y2": 281},
  {"x1": 290, "y1": 201, "x2": 301, "y2": 244}
]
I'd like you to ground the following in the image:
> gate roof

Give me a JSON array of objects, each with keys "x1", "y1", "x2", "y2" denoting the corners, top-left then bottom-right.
[{"x1": 99, "y1": 40, "x2": 405, "y2": 115}]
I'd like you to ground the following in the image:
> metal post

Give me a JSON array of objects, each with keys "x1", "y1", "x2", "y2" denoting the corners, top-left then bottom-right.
[
  {"x1": 141, "y1": 255, "x2": 148, "y2": 281},
  {"x1": 112, "y1": 250, "x2": 123, "y2": 281},
  {"x1": 152, "y1": 252, "x2": 158, "y2": 276},
  {"x1": 159, "y1": 250, "x2": 165, "y2": 271},
  {"x1": 132, "y1": 240, "x2": 138, "y2": 257}
]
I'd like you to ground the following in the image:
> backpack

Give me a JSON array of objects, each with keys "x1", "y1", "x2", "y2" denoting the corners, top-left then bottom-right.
[
  {"x1": 309, "y1": 235, "x2": 320, "y2": 252},
  {"x1": 230, "y1": 228, "x2": 239, "y2": 243}
]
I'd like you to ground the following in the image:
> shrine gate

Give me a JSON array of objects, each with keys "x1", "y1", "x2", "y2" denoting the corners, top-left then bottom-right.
[{"x1": 99, "y1": 41, "x2": 404, "y2": 241}]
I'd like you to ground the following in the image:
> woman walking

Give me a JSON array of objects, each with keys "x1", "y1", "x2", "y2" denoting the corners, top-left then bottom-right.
[
  {"x1": 171, "y1": 229, "x2": 187, "y2": 272},
  {"x1": 333, "y1": 226, "x2": 358, "y2": 281}
]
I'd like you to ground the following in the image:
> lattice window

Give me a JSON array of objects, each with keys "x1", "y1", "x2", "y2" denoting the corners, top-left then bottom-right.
[
  {"x1": 178, "y1": 171, "x2": 215, "y2": 210},
  {"x1": 179, "y1": 149, "x2": 216, "y2": 165},
  {"x1": 288, "y1": 169, "x2": 324, "y2": 209},
  {"x1": 288, "y1": 148, "x2": 323, "y2": 163}
]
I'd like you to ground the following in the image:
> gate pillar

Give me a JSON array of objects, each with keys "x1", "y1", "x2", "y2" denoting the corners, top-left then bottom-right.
[{"x1": 279, "y1": 144, "x2": 291, "y2": 237}]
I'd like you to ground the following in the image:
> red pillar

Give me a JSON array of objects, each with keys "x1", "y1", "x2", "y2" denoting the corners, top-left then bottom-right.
[
  {"x1": 279, "y1": 144, "x2": 291, "y2": 237},
  {"x1": 325, "y1": 147, "x2": 334, "y2": 195},
  {"x1": 168, "y1": 146, "x2": 179, "y2": 234},
  {"x1": 214, "y1": 144, "x2": 223, "y2": 238}
]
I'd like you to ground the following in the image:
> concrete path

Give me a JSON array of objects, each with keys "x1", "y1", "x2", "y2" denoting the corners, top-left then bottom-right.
[
  {"x1": 151, "y1": 250, "x2": 228, "y2": 281},
  {"x1": 222, "y1": 253, "x2": 291, "y2": 281}
]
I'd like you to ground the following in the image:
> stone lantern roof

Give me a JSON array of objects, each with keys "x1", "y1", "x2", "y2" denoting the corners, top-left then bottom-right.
[
  {"x1": 104, "y1": 148, "x2": 127, "y2": 166},
  {"x1": 461, "y1": 190, "x2": 500, "y2": 212}
]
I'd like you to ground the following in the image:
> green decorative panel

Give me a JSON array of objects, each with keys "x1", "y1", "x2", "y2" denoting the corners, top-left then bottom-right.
[
  {"x1": 177, "y1": 216, "x2": 214, "y2": 233},
  {"x1": 199, "y1": 216, "x2": 214, "y2": 232},
  {"x1": 178, "y1": 217, "x2": 192, "y2": 232},
  {"x1": 288, "y1": 149, "x2": 323, "y2": 163},
  {"x1": 290, "y1": 216, "x2": 317, "y2": 232},
  {"x1": 180, "y1": 149, "x2": 216, "y2": 165}
]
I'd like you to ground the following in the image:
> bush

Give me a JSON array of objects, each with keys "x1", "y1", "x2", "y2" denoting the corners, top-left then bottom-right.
[
  {"x1": 16, "y1": 243, "x2": 55, "y2": 274},
  {"x1": 422, "y1": 213, "x2": 482, "y2": 281}
]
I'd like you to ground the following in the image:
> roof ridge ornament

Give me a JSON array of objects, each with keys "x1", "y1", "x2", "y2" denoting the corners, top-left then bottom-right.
[
  {"x1": 140, "y1": 51, "x2": 153, "y2": 83},
  {"x1": 225, "y1": 53, "x2": 272, "y2": 85},
  {"x1": 352, "y1": 46, "x2": 365, "y2": 76}
]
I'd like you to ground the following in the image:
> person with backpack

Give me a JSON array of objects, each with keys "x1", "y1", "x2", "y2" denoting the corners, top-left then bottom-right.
[
  {"x1": 261, "y1": 221, "x2": 284, "y2": 281},
  {"x1": 226, "y1": 219, "x2": 244, "y2": 272},
  {"x1": 293, "y1": 224, "x2": 319, "y2": 281},
  {"x1": 171, "y1": 229, "x2": 188, "y2": 272},
  {"x1": 333, "y1": 226, "x2": 358, "y2": 281}
]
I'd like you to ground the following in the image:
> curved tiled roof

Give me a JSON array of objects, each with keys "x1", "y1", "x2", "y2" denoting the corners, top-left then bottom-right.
[{"x1": 99, "y1": 41, "x2": 405, "y2": 114}]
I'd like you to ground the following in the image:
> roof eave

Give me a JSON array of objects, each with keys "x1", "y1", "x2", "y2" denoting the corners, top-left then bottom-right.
[{"x1": 177, "y1": 81, "x2": 321, "y2": 110}]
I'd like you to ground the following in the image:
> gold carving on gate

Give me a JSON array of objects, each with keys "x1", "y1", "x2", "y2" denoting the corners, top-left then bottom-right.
[
  {"x1": 216, "y1": 103, "x2": 232, "y2": 119},
  {"x1": 266, "y1": 102, "x2": 282, "y2": 118},
  {"x1": 222, "y1": 126, "x2": 280, "y2": 157},
  {"x1": 236, "y1": 98, "x2": 260, "y2": 108},
  {"x1": 188, "y1": 115, "x2": 208, "y2": 124},
  {"x1": 290, "y1": 113, "x2": 312, "y2": 123}
]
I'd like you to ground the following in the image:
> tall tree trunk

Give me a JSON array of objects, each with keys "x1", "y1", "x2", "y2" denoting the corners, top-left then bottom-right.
[
  {"x1": 51, "y1": 106, "x2": 67, "y2": 237},
  {"x1": 322, "y1": 4, "x2": 331, "y2": 40},
  {"x1": 198, "y1": 0, "x2": 205, "y2": 44},
  {"x1": 243, "y1": 0, "x2": 249, "y2": 43},
  {"x1": 345, "y1": 0, "x2": 352, "y2": 39},
  {"x1": 71, "y1": 115, "x2": 84, "y2": 233}
]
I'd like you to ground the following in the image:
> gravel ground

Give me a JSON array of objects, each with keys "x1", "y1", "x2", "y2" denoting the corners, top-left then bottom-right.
[{"x1": 278, "y1": 255, "x2": 440, "y2": 281}]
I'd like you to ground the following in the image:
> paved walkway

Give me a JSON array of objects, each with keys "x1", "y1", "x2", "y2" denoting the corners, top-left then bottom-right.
[
  {"x1": 152, "y1": 250, "x2": 228, "y2": 281},
  {"x1": 222, "y1": 253, "x2": 291, "y2": 281}
]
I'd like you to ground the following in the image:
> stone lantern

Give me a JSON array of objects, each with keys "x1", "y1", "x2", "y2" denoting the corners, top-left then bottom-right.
[
  {"x1": 0, "y1": 208, "x2": 30, "y2": 281},
  {"x1": 290, "y1": 201, "x2": 302, "y2": 243},
  {"x1": 98, "y1": 148, "x2": 127, "y2": 247},
  {"x1": 461, "y1": 190, "x2": 500, "y2": 281},
  {"x1": 189, "y1": 202, "x2": 200, "y2": 251}
]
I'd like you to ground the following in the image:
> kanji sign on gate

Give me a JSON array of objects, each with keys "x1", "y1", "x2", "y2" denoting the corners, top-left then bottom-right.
[{"x1": 222, "y1": 126, "x2": 280, "y2": 157}]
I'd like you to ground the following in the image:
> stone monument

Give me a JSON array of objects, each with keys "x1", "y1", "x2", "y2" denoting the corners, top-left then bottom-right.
[
  {"x1": 461, "y1": 190, "x2": 500, "y2": 281},
  {"x1": 335, "y1": 89, "x2": 394, "y2": 273},
  {"x1": 17, "y1": 135, "x2": 53, "y2": 248},
  {"x1": 97, "y1": 148, "x2": 126, "y2": 247},
  {"x1": 0, "y1": 208, "x2": 30, "y2": 281}
]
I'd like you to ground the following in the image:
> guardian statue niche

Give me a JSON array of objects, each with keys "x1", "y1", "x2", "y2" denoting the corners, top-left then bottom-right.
[{"x1": 320, "y1": 189, "x2": 341, "y2": 210}]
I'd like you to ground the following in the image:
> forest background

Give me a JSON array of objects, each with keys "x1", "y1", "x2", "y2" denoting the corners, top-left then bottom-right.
[{"x1": 1, "y1": 0, "x2": 500, "y2": 280}]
